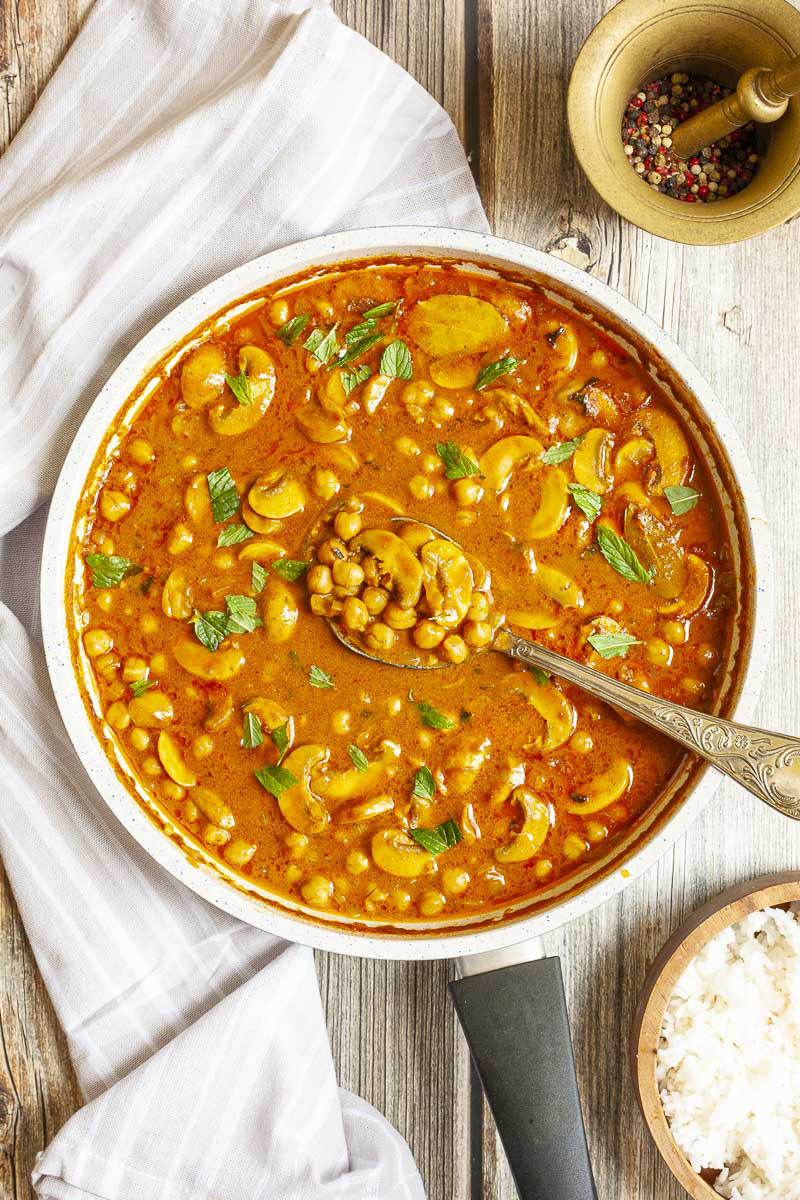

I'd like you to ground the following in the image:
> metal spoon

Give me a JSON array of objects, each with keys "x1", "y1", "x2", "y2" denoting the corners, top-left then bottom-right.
[{"x1": 325, "y1": 519, "x2": 800, "y2": 820}]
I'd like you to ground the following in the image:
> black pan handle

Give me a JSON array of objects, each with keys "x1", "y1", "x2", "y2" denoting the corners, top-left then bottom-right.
[{"x1": 449, "y1": 955, "x2": 597, "y2": 1200}]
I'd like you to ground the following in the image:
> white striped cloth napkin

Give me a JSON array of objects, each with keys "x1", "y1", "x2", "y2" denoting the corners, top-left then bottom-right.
[{"x1": 0, "y1": 1, "x2": 487, "y2": 1196}]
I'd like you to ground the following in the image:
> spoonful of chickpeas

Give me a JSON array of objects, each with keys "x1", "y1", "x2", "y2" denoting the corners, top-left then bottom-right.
[{"x1": 303, "y1": 509, "x2": 800, "y2": 821}]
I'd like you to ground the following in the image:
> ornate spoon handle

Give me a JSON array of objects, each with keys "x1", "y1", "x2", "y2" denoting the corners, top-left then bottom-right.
[{"x1": 497, "y1": 630, "x2": 800, "y2": 820}]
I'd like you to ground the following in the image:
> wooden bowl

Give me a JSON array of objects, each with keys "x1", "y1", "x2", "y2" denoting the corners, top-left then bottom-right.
[
  {"x1": 567, "y1": 0, "x2": 800, "y2": 244},
  {"x1": 631, "y1": 872, "x2": 800, "y2": 1198}
]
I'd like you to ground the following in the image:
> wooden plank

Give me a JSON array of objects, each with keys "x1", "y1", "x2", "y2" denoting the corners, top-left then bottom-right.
[{"x1": 478, "y1": 0, "x2": 800, "y2": 1196}]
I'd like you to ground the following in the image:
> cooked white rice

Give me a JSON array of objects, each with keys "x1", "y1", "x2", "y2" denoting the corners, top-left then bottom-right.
[{"x1": 657, "y1": 906, "x2": 800, "y2": 1200}]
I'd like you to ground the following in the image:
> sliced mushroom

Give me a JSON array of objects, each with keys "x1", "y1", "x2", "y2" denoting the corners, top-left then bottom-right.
[
  {"x1": 296, "y1": 399, "x2": 350, "y2": 443},
  {"x1": 544, "y1": 323, "x2": 578, "y2": 373},
  {"x1": 407, "y1": 295, "x2": 507, "y2": 357},
  {"x1": 243, "y1": 698, "x2": 292, "y2": 737},
  {"x1": 420, "y1": 538, "x2": 474, "y2": 627},
  {"x1": 208, "y1": 346, "x2": 275, "y2": 436},
  {"x1": 394, "y1": 521, "x2": 436, "y2": 553},
  {"x1": 161, "y1": 567, "x2": 193, "y2": 620},
  {"x1": 429, "y1": 355, "x2": 481, "y2": 389},
  {"x1": 237, "y1": 539, "x2": 287, "y2": 562},
  {"x1": 180, "y1": 344, "x2": 227, "y2": 409},
  {"x1": 157, "y1": 731, "x2": 198, "y2": 787},
  {"x1": 184, "y1": 472, "x2": 212, "y2": 523},
  {"x1": 337, "y1": 795, "x2": 395, "y2": 824},
  {"x1": 573, "y1": 428, "x2": 614, "y2": 495},
  {"x1": 505, "y1": 608, "x2": 560, "y2": 630},
  {"x1": 241, "y1": 502, "x2": 282, "y2": 535},
  {"x1": 494, "y1": 788, "x2": 552, "y2": 862},
  {"x1": 632, "y1": 408, "x2": 690, "y2": 493},
  {"x1": 318, "y1": 741, "x2": 401, "y2": 802},
  {"x1": 623, "y1": 506, "x2": 686, "y2": 600},
  {"x1": 371, "y1": 828, "x2": 436, "y2": 878},
  {"x1": 535, "y1": 563, "x2": 584, "y2": 609},
  {"x1": 277, "y1": 745, "x2": 331, "y2": 834},
  {"x1": 614, "y1": 436, "x2": 653, "y2": 478},
  {"x1": 248, "y1": 470, "x2": 306, "y2": 520},
  {"x1": 261, "y1": 579, "x2": 298, "y2": 643},
  {"x1": 655, "y1": 553, "x2": 712, "y2": 617},
  {"x1": 351, "y1": 529, "x2": 423, "y2": 608},
  {"x1": 527, "y1": 468, "x2": 569, "y2": 539},
  {"x1": 478, "y1": 435, "x2": 543, "y2": 494},
  {"x1": 193, "y1": 786, "x2": 234, "y2": 828},
  {"x1": 128, "y1": 690, "x2": 174, "y2": 728},
  {"x1": 513, "y1": 672, "x2": 576, "y2": 751},
  {"x1": 567, "y1": 759, "x2": 632, "y2": 814},
  {"x1": 174, "y1": 639, "x2": 246, "y2": 681},
  {"x1": 614, "y1": 481, "x2": 653, "y2": 510},
  {"x1": 444, "y1": 735, "x2": 492, "y2": 794}
]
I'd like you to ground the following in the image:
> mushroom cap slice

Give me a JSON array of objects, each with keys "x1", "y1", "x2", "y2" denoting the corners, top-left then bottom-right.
[
  {"x1": 527, "y1": 468, "x2": 569, "y2": 540},
  {"x1": 573, "y1": 428, "x2": 614, "y2": 495},
  {"x1": 420, "y1": 538, "x2": 474, "y2": 628},
  {"x1": 174, "y1": 639, "x2": 246, "y2": 681},
  {"x1": 479, "y1": 435, "x2": 543, "y2": 495},
  {"x1": 278, "y1": 745, "x2": 331, "y2": 834},
  {"x1": 495, "y1": 788, "x2": 552, "y2": 862},
  {"x1": 319, "y1": 742, "x2": 401, "y2": 803},
  {"x1": 632, "y1": 408, "x2": 690, "y2": 494},
  {"x1": 351, "y1": 528, "x2": 424, "y2": 608},
  {"x1": 371, "y1": 828, "x2": 436, "y2": 878},
  {"x1": 567, "y1": 759, "x2": 632, "y2": 814},
  {"x1": 513, "y1": 672, "x2": 577, "y2": 752},
  {"x1": 623, "y1": 505, "x2": 686, "y2": 600},
  {"x1": 208, "y1": 346, "x2": 276, "y2": 436},
  {"x1": 407, "y1": 295, "x2": 507, "y2": 357},
  {"x1": 655, "y1": 553, "x2": 712, "y2": 617},
  {"x1": 535, "y1": 563, "x2": 584, "y2": 609},
  {"x1": 248, "y1": 470, "x2": 306, "y2": 520},
  {"x1": 180, "y1": 344, "x2": 227, "y2": 409}
]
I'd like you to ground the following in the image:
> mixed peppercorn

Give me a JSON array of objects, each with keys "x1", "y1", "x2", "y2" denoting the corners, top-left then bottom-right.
[{"x1": 622, "y1": 73, "x2": 760, "y2": 203}]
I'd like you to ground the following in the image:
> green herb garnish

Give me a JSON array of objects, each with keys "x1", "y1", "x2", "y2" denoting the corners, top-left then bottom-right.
[
  {"x1": 191, "y1": 609, "x2": 231, "y2": 652},
  {"x1": 363, "y1": 302, "x2": 395, "y2": 319},
  {"x1": 587, "y1": 631, "x2": 642, "y2": 659},
  {"x1": 277, "y1": 313, "x2": 310, "y2": 346},
  {"x1": 459, "y1": 708, "x2": 472, "y2": 724},
  {"x1": 207, "y1": 467, "x2": 239, "y2": 523},
  {"x1": 271, "y1": 721, "x2": 291, "y2": 764},
  {"x1": 251, "y1": 562, "x2": 268, "y2": 594},
  {"x1": 380, "y1": 338, "x2": 412, "y2": 379},
  {"x1": 568, "y1": 482, "x2": 603, "y2": 522},
  {"x1": 435, "y1": 441, "x2": 481, "y2": 480},
  {"x1": 527, "y1": 665, "x2": 550, "y2": 686},
  {"x1": 412, "y1": 765, "x2": 436, "y2": 801},
  {"x1": 474, "y1": 354, "x2": 523, "y2": 391},
  {"x1": 596, "y1": 526, "x2": 654, "y2": 585},
  {"x1": 225, "y1": 369, "x2": 252, "y2": 406},
  {"x1": 540, "y1": 436, "x2": 585, "y2": 466},
  {"x1": 341, "y1": 364, "x2": 372, "y2": 395},
  {"x1": 410, "y1": 818, "x2": 462, "y2": 855},
  {"x1": 348, "y1": 745, "x2": 369, "y2": 773},
  {"x1": 304, "y1": 324, "x2": 340, "y2": 365},
  {"x1": 217, "y1": 523, "x2": 253, "y2": 547},
  {"x1": 416, "y1": 700, "x2": 455, "y2": 730},
  {"x1": 84, "y1": 553, "x2": 142, "y2": 589},
  {"x1": 129, "y1": 678, "x2": 157, "y2": 697},
  {"x1": 272, "y1": 559, "x2": 308, "y2": 582},
  {"x1": 309, "y1": 665, "x2": 334, "y2": 689},
  {"x1": 330, "y1": 331, "x2": 384, "y2": 369},
  {"x1": 254, "y1": 765, "x2": 299, "y2": 800},
  {"x1": 664, "y1": 485, "x2": 701, "y2": 516},
  {"x1": 225, "y1": 594, "x2": 263, "y2": 634},
  {"x1": 242, "y1": 711, "x2": 264, "y2": 749},
  {"x1": 346, "y1": 319, "x2": 377, "y2": 345}
]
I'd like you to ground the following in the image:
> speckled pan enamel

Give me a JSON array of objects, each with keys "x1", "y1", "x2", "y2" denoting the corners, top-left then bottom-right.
[{"x1": 40, "y1": 227, "x2": 773, "y2": 961}]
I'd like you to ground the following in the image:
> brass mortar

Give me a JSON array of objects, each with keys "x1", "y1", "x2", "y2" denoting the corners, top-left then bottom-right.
[{"x1": 567, "y1": 0, "x2": 800, "y2": 244}]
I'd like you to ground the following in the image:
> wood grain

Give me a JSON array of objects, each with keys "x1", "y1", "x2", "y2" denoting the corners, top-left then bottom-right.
[{"x1": 4, "y1": 1, "x2": 800, "y2": 1198}]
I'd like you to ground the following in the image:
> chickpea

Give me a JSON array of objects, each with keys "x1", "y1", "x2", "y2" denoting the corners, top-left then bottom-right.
[
  {"x1": 285, "y1": 831, "x2": 310, "y2": 858},
  {"x1": 697, "y1": 642, "x2": 718, "y2": 665},
  {"x1": 432, "y1": 396, "x2": 455, "y2": 422},
  {"x1": 301, "y1": 874, "x2": 333, "y2": 907},
  {"x1": 391, "y1": 889, "x2": 412, "y2": 912},
  {"x1": 607, "y1": 802, "x2": 629, "y2": 823},
  {"x1": 310, "y1": 594, "x2": 333, "y2": 617},
  {"x1": 346, "y1": 849, "x2": 370, "y2": 875},
  {"x1": 560, "y1": 410, "x2": 584, "y2": 438},
  {"x1": 422, "y1": 452, "x2": 443, "y2": 475},
  {"x1": 94, "y1": 651, "x2": 120, "y2": 678},
  {"x1": 140, "y1": 614, "x2": 159, "y2": 636},
  {"x1": 142, "y1": 755, "x2": 162, "y2": 777},
  {"x1": 362, "y1": 556, "x2": 381, "y2": 587},
  {"x1": 395, "y1": 435, "x2": 420, "y2": 457},
  {"x1": 332, "y1": 559, "x2": 364, "y2": 590},
  {"x1": 608, "y1": 598, "x2": 624, "y2": 616},
  {"x1": 363, "y1": 586, "x2": 389, "y2": 616},
  {"x1": 167, "y1": 522, "x2": 193, "y2": 555},
  {"x1": 96, "y1": 590, "x2": 114, "y2": 613},
  {"x1": 84, "y1": 629, "x2": 113, "y2": 658},
  {"x1": 441, "y1": 634, "x2": 468, "y2": 664},
  {"x1": 224, "y1": 839, "x2": 257, "y2": 868},
  {"x1": 383, "y1": 602, "x2": 417, "y2": 631},
  {"x1": 418, "y1": 890, "x2": 446, "y2": 917},
  {"x1": 413, "y1": 619, "x2": 446, "y2": 650},
  {"x1": 646, "y1": 638, "x2": 672, "y2": 667},
  {"x1": 662, "y1": 619, "x2": 687, "y2": 646},
  {"x1": 534, "y1": 858, "x2": 553, "y2": 881},
  {"x1": 182, "y1": 800, "x2": 199, "y2": 823},
  {"x1": 365, "y1": 623, "x2": 396, "y2": 653},
  {"x1": 107, "y1": 681, "x2": 126, "y2": 701},
  {"x1": 455, "y1": 510, "x2": 477, "y2": 527},
  {"x1": 150, "y1": 652, "x2": 168, "y2": 675},
  {"x1": 213, "y1": 551, "x2": 236, "y2": 571},
  {"x1": 418, "y1": 729, "x2": 433, "y2": 749},
  {"x1": 100, "y1": 489, "x2": 132, "y2": 523},
  {"x1": 307, "y1": 564, "x2": 333, "y2": 595},
  {"x1": 181, "y1": 454, "x2": 199, "y2": 471},
  {"x1": 106, "y1": 701, "x2": 130, "y2": 731},
  {"x1": 318, "y1": 537, "x2": 348, "y2": 566},
  {"x1": 192, "y1": 733, "x2": 214, "y2": 758},
  {"x1": 408, "y1": 474, "x2": 434, "y2": 501},
  {"x1": 286, "y1": 864, "x2": 303, "y2": 884},
  {"x1": 386, "y1": 696, "x2": 403, "y2": 716},
  {"x1": 270, "y1": 299, "x2": 290, "y2": 325},
  {"x1": 162, "y1": 781, "x2": 187, "y2": 802},
  {"x1": 442, "y1": 868, "x2": 470, "y2": 896},
  {"x1": 121, "y1": 656, "x2": 149, "y2": 682},
  {"x1": 586, "y1": 820, "x2": 608, "y2": 844},
  {"x1": 334, "y1": 510, "x2": 362, "y2": 540},
  {"x1": 202, "y1": 823, "x2": 230, "y2": 847},
  {"x1": 463, "y1": 620, "x2": 492, "y2": 648},
  {"x1": 130, "y1": 728, "x2": 150, "y2": 751},
  {"x1": 342, "y1": 597, "x2": 369, "y2": 633},
  {"x1": 127, "y1": 438, "x2": 154, "y2": 466},
  {"x1": 452, "y1": 477, "x2": 483, "y2": 507},
  {"x1": 331, "y1": 709, "x2": 351, "y2": 735},
  {"x1": 311, "y1": 467, "x2": 340, "y2": 501},
  {"x1": 569, "y1": 730, "x2": 593, "y2": 755},
  {"x1": 682, "y1": 676, "x2": 704, "y2": 700},
  {"x1": 365, "y1": 888, "x2": 389, "y2": 912},
  {"x1": 467, "y1": 591, "x2": 490, "y2": 621},
  {"x1": 562, "y1": 833, "x2": 588, "y2": 860}
]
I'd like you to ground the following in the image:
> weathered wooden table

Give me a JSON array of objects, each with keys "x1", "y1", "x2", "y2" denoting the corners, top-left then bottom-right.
[{"x1": 3, "y1": 2, "x2": 799, "y2": 1197}]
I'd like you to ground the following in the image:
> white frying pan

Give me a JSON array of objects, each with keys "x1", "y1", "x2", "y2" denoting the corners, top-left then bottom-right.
[{"x1": 41, "y1": 228, "x2": 772, "y2": 1200}]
